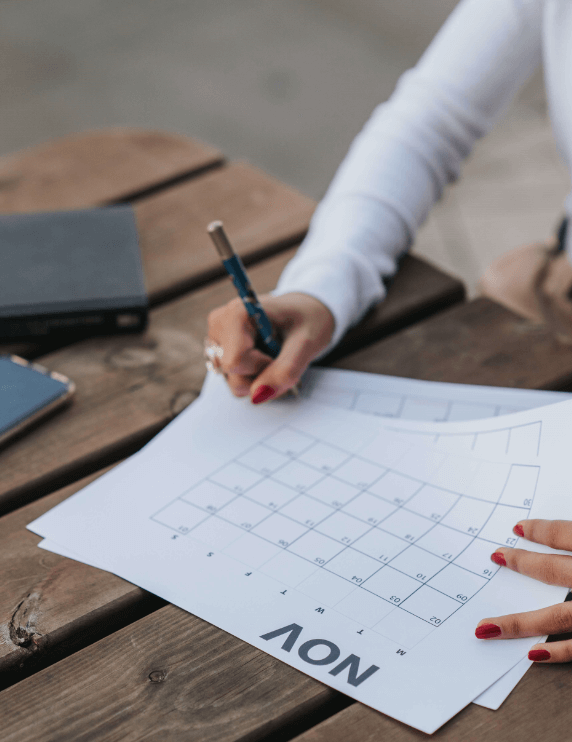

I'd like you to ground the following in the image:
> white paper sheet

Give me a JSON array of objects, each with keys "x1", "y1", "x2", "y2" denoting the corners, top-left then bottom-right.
[
  {"x1": 29, "y1": 375, "x2": 572, "y2": 733},
  {"x1": 36, "y1": 534, "x2": 534, "y2": 710},
  {"x1": 301, "y1": 367, "x2": 570, "y2": 421},
  {"x1": 473, "y1": 656, "x2": 533, "y2": 710},
  {"x1": 300, "y1": 368, "x2": 572, "y2": 709}
]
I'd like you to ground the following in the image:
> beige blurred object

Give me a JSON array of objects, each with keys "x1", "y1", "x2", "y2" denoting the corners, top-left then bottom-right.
[{"x1": 479, "y1": 237, "x2": 572, "y2": 343}]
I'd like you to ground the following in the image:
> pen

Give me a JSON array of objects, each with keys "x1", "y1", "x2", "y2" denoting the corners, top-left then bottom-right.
[{"x1": 207, "y1": 220, "x2": 282, "y2": 358}]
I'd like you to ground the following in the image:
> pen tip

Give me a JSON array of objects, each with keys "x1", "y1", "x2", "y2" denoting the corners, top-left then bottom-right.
[{"x1": 207, "y1": 220, "x2": 223, "y2": 233}]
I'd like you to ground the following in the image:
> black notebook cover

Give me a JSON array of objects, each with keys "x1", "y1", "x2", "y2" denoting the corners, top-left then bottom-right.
[{"x1": 0, "y1": 206, "x2": 148, "y2": 339}]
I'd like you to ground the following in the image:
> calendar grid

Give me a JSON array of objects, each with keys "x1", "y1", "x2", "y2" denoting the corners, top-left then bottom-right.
[
  {"x1": 307, "y1": 377, "x2": 538, "y2": 424},
  {"x1": 152, "y1": 496, "x2": 517, "y2": 583},
  {"x1": 169, "y1": 460, "x2": 531, "y2": 576},
  {"x1": 151, "y1": 423, "x2": 540, "y2": 646}
]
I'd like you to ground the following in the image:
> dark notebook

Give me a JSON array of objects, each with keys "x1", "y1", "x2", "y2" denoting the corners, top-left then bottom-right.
[{"x1": 0, "y1": 206, "x2": 148, "y2": 339}]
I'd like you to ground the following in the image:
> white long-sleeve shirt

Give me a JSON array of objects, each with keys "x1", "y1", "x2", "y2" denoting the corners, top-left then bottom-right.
[{"x1": 275, "y1": 0, "x2": 571, "y2": 348}]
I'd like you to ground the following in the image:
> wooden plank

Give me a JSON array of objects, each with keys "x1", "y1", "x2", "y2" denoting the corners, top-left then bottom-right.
[
  {"x1": 335, "y1": 297, "x2": 572, "y2": 391},
  {"x1": 0, "y1": 127, "x2": 223, "y2": 359},
  {"x1": 0, "y1": 128, "x2": 223, "y2": 213},
  {"x1": 136, "y1": 161, "x2": 314, "y2": 304},
  {"x1": 0, "y1": 466, "x2": 151, "y2": 680},
  {"x1": 1, "y1": 252, "x2": 463, "y2": 364},
  {"x1": 0, "y1": 248, "x2": 463, "y2": 516},
  {"x1": 289, "y1": 663, "x2": 572, "y2": 742},
  {"x1": 0, "y1": 465, "x2": 344, "y2": 737},
  {"x1": 0, "y1": 159, "x2": 314, "y2": 358},
  {"x1": 0, "y1": 603, "x2": 342, "y2": 742},
  {"x1": 3, "y1": 620, "x2": 572, "y2": 742}
]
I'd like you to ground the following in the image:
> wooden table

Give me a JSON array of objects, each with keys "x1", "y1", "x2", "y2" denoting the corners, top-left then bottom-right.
[{"x1": 0, "y1": 129, "x2": 570, "y2": 741}]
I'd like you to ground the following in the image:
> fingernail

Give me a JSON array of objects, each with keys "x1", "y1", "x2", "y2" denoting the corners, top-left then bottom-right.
[
  {"x1": 475, "y1": 623, "x2": 502, "y2": 639},
  {"x1": 513, "y1": 524, "x2": 525, "y2": 537},
  {"x1": 529, "y1": 649, "x2": 551, "y2": 662},
  {"x1": 491, "y1": 552, "x2": 506, "y2": 567},
  {"x1": 252, "y1": 385, "x2": 276, "y2": 405}
]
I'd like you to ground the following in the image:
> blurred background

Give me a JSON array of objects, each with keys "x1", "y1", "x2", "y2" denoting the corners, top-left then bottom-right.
[{"x1": 2, "y1": 0, "x2": 569, "y2": 292}]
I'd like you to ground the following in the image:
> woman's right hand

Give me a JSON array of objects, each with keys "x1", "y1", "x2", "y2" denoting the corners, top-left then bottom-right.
[{"x1": 206, "y1": 292, "x2": 335, "y2": 403}]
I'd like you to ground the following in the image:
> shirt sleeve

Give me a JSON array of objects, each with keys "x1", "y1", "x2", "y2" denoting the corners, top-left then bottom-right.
[{"x1": 274, "y1": 0, "x2": 543, "y2": 350}]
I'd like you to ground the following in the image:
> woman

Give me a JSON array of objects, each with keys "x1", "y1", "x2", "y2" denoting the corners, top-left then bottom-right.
[{"x1": 207, "y1": 0, "x2": 572, "y2": 661}]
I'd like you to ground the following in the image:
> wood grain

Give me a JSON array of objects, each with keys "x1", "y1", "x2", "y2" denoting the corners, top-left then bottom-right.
[
  {"x1": 136, "y1": 161, "x2": 314, "y2": 304},
  {"x1": 1, "y1": 253, "x2": 463, "y2": 364},
  {"x1": 0, "y1": 465, "x2": 160, "y2": 681},
  {"x1": 290, "y1": 660, "x2": 572, "y2": 742},
  {"x1": 0, "y1": 604, "x2": 340, "y2": 742},
  {"x1": 336, "y1": 297, "x2": 572, "y2": 391},
  {"x1": 0, "y1": 128, "x2": 223, "y2": 213},
  {"x1": 0, "y1": 158, "x2": 314, "y2": 358},
  {"x1": 0, "y1": 128, "x2": 222, "y2": 359}
]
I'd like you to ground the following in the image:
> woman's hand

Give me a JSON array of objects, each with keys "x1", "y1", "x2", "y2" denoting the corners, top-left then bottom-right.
[
  {"x1": 475, "y1": 519, "x2": 572, "y2": 663},
  {"x1": 206, "y1": 292, "x2": 335, "y2": 403}
]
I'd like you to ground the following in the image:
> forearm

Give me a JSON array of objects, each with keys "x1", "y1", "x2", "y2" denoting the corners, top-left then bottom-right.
[
  {"x1": 276, "y1": 0, "x2": 542, "y2": 348},
  {"x1": 275, "y1": 195, "x2": 408, "y2": 349}
]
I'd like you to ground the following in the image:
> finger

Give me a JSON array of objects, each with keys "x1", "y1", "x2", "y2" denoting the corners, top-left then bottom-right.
[
  {"x1": 225, "y1": 356, "x2": 273, "y2": 397},
  {"x1": 513, "y1": 519, "x2": 572, "y2": 552},
  {"x1": 224, "y1": 347, "x2": 273, "y2": 377},
  {"x1": 249, "y1": 327, "x2": 322, "y2": 404},
  {"x1": 208, "y1": 300, "x2": 257, "y2": 375},
  {"x1": 475, "y1": 601, "x2": 572, "y2": 640},
  {"x1": 220, "y1": 323, "x2": 256, "y2": 376},
  {"x1": 226, "y1": 373, "x2": 254, "y2": 398},
  {"x1": 492, "y1": 547, "x2": 572, "y2": 587},
  {"x1": 528, "y1": 640, "x2": 572, "y2": 664}
]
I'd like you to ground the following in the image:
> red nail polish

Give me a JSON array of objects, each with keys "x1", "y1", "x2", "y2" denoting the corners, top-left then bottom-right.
[
  {"x1": 513, "y1": 524, "x2": 525, "y2": 537},
  {"x1": 252, "y1": 385, "x2": 276, "y2": 405},
  {"x1": 491, "y1": 552, "x2": 506, "y2": 567},
  {"x1": 475, "y1": 623, "x2": 502, "y2": 639},
  {"x1": 528, "y1": 649, "x2": 551, "y2": 662}
]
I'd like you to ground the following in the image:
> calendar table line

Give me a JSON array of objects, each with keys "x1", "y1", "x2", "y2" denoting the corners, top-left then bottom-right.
[
  {"x1": 167, "y1": 480, "x2": 531, "y2": 553},
  {"x1": 198, "y1": 447, "x2": 539, "y2": 513},
  {"x1": 153, "y1": 488, "x2": 525, "y2": 583},
  {"x1": 151, "y1": 500, "x2": 506, "y2": 629},
  {"x1": 151, "y1": 501, "x2": 506, "y2": 586}
]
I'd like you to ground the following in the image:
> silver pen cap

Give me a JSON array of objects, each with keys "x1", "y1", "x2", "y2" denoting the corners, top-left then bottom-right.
[{"x1": 207, "y1": 220, "x2": 234, "y2": 260}]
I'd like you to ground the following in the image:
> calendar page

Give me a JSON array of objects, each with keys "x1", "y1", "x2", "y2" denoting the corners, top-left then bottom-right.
[
  {"x1": 301, "y1": 367, "x2": 571, "y2": 421},
  {"x1": 30, "y1": 377, "x2": 572, "y2": 733},
  {"x1": 301, "y1": 367, "x2": 572, "y2": 708}
]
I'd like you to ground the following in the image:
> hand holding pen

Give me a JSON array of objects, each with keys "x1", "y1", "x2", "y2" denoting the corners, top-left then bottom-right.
[{"x1": 205, "y1": 221, "x2": 335, "y2": 404}]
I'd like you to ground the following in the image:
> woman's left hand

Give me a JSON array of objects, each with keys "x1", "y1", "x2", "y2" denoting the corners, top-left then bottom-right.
[
  {"x1": 475, "y1": 520, "x2": 572, "y2": 663},
  {"x1": 475, "y1": 519, "x2": 572, "y2": 663}
]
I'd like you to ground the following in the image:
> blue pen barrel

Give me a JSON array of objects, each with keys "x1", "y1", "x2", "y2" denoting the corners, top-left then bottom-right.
[{"x1": 223, "y1": 255, "x2": 281, "y2": 358}]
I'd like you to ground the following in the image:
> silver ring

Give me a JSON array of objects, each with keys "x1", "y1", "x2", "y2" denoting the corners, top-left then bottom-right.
[{"x1": 204, "y1": 338, "x2": 224, "y2": 375}]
